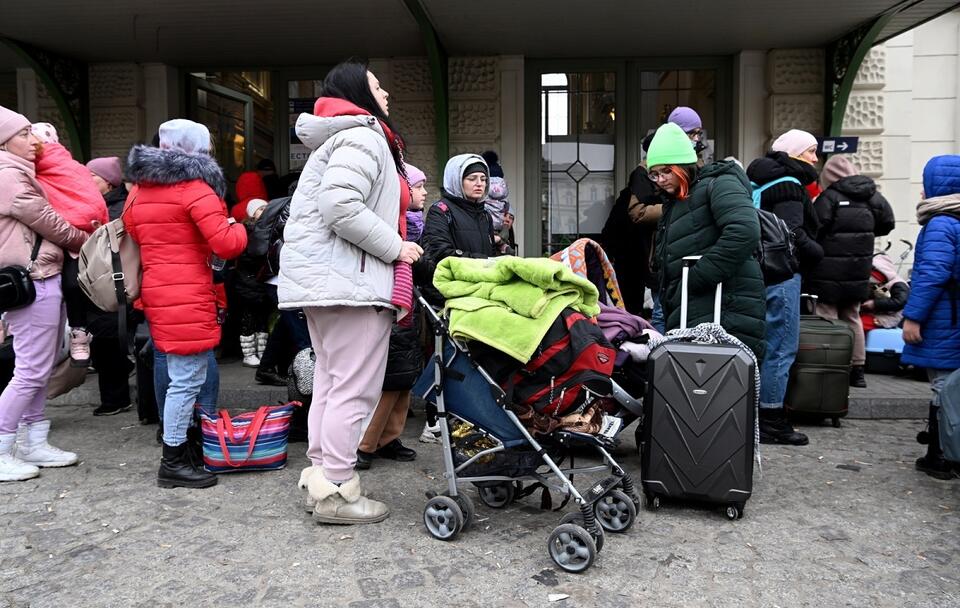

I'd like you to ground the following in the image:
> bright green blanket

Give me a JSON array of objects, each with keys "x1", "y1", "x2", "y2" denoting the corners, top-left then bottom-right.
[{"x1": 433, "y1": 256, "x2": 600, "y2": 362}]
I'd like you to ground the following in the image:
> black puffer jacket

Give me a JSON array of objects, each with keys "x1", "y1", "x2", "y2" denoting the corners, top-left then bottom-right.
[
  {"x1": 422, "y1": 194, "x2": 495, "y2": 263},
  {"x1": 600, "y1": 166, "x2": 662, "y2": 314},
  {"x1": 806, "y1": 176, "x2": 896, "y2": 303},
  {"x1": 746, "y1": 152, "x2": 823, "y2": 272},
  {"x1": 382, "y1": 316, "x2": 423, "y2": 391},
  {"x1": 248, "y1": 195, "x2": 291, "y2": 279}
]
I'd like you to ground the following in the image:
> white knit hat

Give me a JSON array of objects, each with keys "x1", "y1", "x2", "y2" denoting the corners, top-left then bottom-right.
[{"x1": 158, "y1": 119, "x2": 211, "y2": 155}]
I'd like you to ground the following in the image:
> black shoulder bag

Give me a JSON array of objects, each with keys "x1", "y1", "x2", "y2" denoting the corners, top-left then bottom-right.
[{"x1": 0, "y1": 234, "x2": 43, "y2": 312}]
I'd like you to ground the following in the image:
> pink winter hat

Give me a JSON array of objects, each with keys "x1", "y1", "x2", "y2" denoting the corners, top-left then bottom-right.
[
  {"x1": 771, "y1": 129, "x2": 818, "y2": 158},
  {"x1": 31, "y1": 122, "x2": 59, "y2": 144},
  {"x1": 405, "y1": 163, "x2": 426, "y2": 186},
  {"x1": 820, "y1": 155, "x2": 859, "y2": 190},
  {"x1": 0, "y1": 105, "x2": 31, "y2": 146},
  {"x1": 87, "y1": 157, "x2": 123, "y2": 188}
]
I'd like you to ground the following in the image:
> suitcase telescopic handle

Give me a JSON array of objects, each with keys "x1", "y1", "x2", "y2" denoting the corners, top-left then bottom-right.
[{"x1": 680, "y1": 256, "x2": 722, "y2": 329}]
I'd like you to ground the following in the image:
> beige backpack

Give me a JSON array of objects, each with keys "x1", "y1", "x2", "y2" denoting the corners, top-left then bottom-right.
[{"x1": 78, "y1": 211, "x2": 141, "y2": 315}]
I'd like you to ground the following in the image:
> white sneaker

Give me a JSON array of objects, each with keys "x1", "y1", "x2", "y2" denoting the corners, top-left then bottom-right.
[
  {"x1": 419, "y1": 422, "x2": 442, "y2": 444},
  {"x1": 0, "y1": 433, "x2": 39, "y2": 481},
  {"x1": 14, "y1": 420, "x2": 78, "y2": 468}
]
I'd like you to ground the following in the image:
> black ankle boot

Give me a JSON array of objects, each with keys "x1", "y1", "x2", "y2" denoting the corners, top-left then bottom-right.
[
  {"x1": 916, "y1": 405, "x2": 957, "y2": 480},
  {"x1": 759, "y1": 408, "x2": 809, "y2": 446},
  {"x1": 158, "y1": 443, "x2": 218, "y2": 489},
  {"x1": 256, "y1": 367, "x2": 286, "y2": 386},
  {"x1": 850, "y1": 365, "x2": 867, "y2": 388}
]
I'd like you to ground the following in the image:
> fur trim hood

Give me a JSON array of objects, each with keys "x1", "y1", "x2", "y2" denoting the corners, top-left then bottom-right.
[{"x1": 125, "y1": 145, "x2": 227, "y2": 199}]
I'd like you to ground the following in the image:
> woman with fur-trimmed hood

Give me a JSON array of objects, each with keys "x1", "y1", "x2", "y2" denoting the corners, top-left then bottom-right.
[{"x1": 125, "y1": 119, "x2": 247, "y2": 490}]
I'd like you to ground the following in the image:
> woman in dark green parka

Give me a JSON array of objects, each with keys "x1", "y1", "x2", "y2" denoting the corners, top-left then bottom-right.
[{"x1": 648, "y1": 123, "x2": 767, "y2": 360}]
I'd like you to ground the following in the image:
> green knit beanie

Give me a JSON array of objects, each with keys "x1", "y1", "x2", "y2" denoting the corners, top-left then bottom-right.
[{"x1": 645, "y1": 122, "x2": 697, "y2": 168}]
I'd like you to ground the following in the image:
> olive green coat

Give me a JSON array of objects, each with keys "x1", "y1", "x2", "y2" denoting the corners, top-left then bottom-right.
[{"x1": 655, "y1": 161, "x2": 767, "y2": 360}]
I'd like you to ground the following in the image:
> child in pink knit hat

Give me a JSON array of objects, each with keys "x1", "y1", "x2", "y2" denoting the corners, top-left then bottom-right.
[{"x1": 30, "y1": 123, "x2": 109, "y2": 368}]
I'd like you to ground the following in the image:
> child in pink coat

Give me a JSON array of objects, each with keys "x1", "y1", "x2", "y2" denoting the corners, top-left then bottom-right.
[{"x1": 31, "y1": 123, "x2": 107, "y2": 366}]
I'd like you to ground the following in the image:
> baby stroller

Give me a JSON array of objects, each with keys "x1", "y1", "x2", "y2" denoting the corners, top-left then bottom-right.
[{"x1": 414, "y1": 289, "x2": 642, "y2": 574}]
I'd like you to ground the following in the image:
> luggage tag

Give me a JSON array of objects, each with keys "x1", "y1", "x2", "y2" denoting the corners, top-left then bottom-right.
[{"x1": 599, "y1": 415, "x2": 622, "y2": 438}]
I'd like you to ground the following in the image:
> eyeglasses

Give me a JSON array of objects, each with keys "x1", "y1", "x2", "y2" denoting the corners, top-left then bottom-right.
[{"x1": 648, "y1": 168, "x2": 673, "y2": 182}]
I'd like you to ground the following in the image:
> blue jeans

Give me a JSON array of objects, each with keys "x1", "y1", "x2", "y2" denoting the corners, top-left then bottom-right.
[
  {"x1": 155, "y1": 349, "x2": 219, "y2": 445},
  {"x1": 651, "y1": 289, "x2": 665, "y2": 334},
  {"x1": 759, "y1": 273, "x2": 801, "y2": 409}
]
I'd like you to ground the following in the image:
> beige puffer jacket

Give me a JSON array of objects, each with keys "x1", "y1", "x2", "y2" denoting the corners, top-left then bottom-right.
[{"x1": 0, "y1": 151, "x2": 87, "y2": 279}]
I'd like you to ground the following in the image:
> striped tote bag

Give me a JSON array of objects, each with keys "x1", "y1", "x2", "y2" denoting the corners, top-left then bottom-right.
[{"x1": 199, "y1": 402, "x2": 299, "y2": 473}]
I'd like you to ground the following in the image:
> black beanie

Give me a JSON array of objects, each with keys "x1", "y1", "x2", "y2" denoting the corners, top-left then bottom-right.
[
  {"x1": 481, "y1": 150, "x2": 504, "y2": 178},
  {"x1": 463, "y1": 162, "x2": 488, "y2": 178}
]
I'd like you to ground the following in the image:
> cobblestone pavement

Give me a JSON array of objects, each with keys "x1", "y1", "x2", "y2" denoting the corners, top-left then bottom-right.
[{"x1": 1, "y1": 406, "x2": 958, "y2": 608}]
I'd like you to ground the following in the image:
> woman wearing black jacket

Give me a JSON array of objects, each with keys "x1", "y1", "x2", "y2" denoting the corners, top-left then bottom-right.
[
  {"x1": 746, "y1": 150, "x2": 822, "y2": 446},
  {"x1": 808, "y1": 155, "x2": 895, "y2": 387},
  {"x1": 421, "y1": 153, "x2": 494, "y2": 264}
]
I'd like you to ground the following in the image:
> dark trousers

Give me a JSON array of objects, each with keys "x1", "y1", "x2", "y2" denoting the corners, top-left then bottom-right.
[
  {"x1": 259, "y1": 284, "x2": 310, "y2": 373},
  {"x1": 90, "y1": 334, "x2": 132, "y2": 408},
  {"x1": 61, "y1": 255, "x2": 88, "y2": 327}
]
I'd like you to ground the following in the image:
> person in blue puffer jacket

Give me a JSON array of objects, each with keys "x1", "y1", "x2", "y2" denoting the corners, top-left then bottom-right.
[{"x1": 902, "y1": 154, "x2": 960, "y2": 480}]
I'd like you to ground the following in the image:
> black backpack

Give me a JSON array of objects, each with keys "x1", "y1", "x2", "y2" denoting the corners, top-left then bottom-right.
[
  {"x1": 755, "y1": 208, "x2": 799, "y2": 285},
  {"x1": 751, "y1": 177, "x2": 801, "y2": 285}
]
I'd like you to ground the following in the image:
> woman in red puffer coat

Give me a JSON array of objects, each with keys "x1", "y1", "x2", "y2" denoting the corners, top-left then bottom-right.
[{"x1": 124, "y1": 119, "x2": 247, "y2": 490}]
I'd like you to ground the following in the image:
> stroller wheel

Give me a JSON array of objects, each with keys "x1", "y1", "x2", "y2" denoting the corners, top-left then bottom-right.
[
  {"x1": 548, "y1": 524, "x2": 596, "y2": 573},
  {"x1": 478, "y1": 482, "x2": 515, "y2": 509},
  {"x1": 595, "y1": 489, "x2": 637, "y2": 533},
  {"x1": 443, "y1": 491, "x2": 475, "y2": 531},
  {"x1": 423, "y1": 496, "x2": 464, "y2": 541},
  {"x1": 558, "y1": 511, "x2": 604, "y2": 552}
]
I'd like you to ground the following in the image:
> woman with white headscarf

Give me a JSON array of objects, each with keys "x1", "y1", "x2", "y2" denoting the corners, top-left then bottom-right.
[{"x1": 125, "y1": 119, "x2": 248, "y2": 489}]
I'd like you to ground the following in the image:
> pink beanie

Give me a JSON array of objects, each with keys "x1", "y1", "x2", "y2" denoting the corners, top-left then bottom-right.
[
  {"x1": 0, "y1": 105, "x2": 31, "y2": 147},
  {"x1": 771, "y1": 129, "x2": 818, "y2": 158},
  {"x1": 31, "y1": 122, "x2": 59, "y2": 144},
  {"x1": 404, "y1": 163, "x2": 426, "y2": 186},
  {"x1": 87, "y1": 157, "x2": 123, "y2": 188},
  {"x1": 820, "y1": 155, "x2": 859, "y2": 190}
]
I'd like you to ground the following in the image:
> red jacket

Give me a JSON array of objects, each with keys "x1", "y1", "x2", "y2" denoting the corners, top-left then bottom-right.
[
  {"x1": 231, "y1": 171, "x2": 268, "y2": 223},
  {"x1": 124, "y1": 146, "x2": 247, "y2": 355},
  {"x1": 34, "y1": 142, "x2": 108, "y2": 232}
]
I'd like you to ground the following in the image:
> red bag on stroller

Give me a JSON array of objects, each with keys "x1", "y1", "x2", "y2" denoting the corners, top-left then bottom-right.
[{"x1": 509, "y1": 309, "x2": 615, "y2": 416}]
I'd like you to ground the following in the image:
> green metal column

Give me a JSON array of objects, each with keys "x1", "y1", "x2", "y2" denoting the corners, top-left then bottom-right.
[
  {"x1": 1, "y1": 37, "x2": 90, "y2": 161},
  {"x1": 824, "y1": 13, "x2": 896, "y2": 137},
  {"x1": 400, "y1": 0, "x2": 449, "y2": 178}
]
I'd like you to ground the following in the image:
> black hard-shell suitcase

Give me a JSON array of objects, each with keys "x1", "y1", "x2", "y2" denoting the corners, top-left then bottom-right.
[
  {"x1": 784, "y1": 295, "x2": 854, "y2": 427},
  {"x1": 641, "y1": 257, "x2": 756, "y2": 520}
]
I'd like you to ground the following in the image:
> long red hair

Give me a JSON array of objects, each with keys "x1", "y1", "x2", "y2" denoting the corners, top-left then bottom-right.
[{"x1": 670, "y1": 165, "x2": 691, "y2": 200}]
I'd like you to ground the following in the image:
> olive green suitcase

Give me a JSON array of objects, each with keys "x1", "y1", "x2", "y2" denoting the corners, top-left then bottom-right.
[{"x1": 785, "y1": 313, "x2": 855, "y2": 427}]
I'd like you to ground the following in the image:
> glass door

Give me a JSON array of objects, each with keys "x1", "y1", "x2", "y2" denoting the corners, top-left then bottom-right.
[
  {"x1": 188, "y1": 78, "x2": 254, "y2": 187},
  {"x1": 539, "y1": 72, "x2": 618, "y2": 255}
]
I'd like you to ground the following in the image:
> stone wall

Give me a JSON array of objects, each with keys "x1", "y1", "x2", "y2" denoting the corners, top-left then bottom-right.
[
  {"x1": 765, "y1": 48, "x2": 825, "y2": 144},
  {"x1": 88, "y1": 63, "x2": 145, "y2": 159},
  {"x1": 841, "y1": 9, "x2": 960, "y2": 267}
]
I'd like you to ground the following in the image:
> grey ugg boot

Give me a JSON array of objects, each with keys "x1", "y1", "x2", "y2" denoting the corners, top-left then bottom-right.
[{"x1": 307, "y1": 470, "x2": 389, "y2": 524}]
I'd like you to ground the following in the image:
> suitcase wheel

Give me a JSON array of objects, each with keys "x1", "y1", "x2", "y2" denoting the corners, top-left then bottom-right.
[
  {"x1": 644, "y1": 493, "x2": 661, "y2": 511},
  {"x1": 831, "y1": 417, "x2": 842, "y2": 428},
  {"x1": 725, "y1": 503, "x2": 745, "y2": 521}
]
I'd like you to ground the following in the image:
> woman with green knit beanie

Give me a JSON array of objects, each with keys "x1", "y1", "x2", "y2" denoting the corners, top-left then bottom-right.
[{"x1": 648, "y1": 122, "x2": 767, "y2": 360}]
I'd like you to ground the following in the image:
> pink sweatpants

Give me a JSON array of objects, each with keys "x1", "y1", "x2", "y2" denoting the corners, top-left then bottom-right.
[{"x1": 303, "y1": 306, "x2": 392, "y2": 482}]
